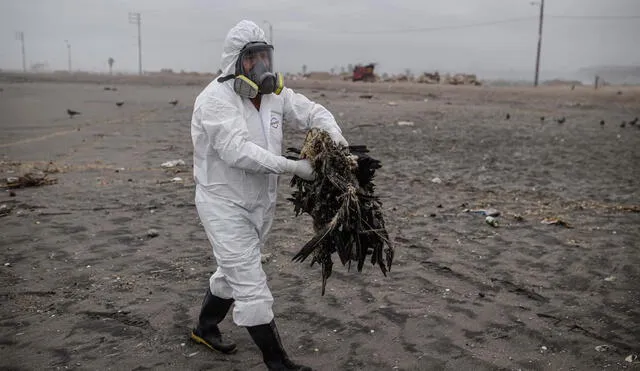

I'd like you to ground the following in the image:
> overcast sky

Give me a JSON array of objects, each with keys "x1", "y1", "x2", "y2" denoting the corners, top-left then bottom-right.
[{"x1": 1, "y1": 0, "x2": 639, "y2": 80}]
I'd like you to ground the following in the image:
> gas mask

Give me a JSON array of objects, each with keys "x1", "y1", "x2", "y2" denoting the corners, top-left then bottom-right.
[{"x1": 218, "y1": 41, "x2": 284, "y2": 99}]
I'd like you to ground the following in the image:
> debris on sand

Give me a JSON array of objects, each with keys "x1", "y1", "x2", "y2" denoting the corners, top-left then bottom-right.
[
  {"x1": 541, "y1": 217, "x2": 572, "y2": 228},
  {"x1": 3, "y1": 172, "x2": 58, "y2": 189},
  {"x1": 485, "y1": 216, "x2": 499, "y2": 227},
  {"x1": 146, "y1": 229, "x2": 159, "y2": 238},
  {"x1": 161, "y1": 159, "x2": 185, "y2": 168},
  {"x1": 595, "y1": 345, "x2": 612, "y2": 352},
  {"x1": 287, "y1": 128, "x2": 394, "y2": 295},
  {"x1": 0, "y1": 204, "x2": 13, "y2": 217},
  {"x1": 261, "y1": 253, "x2": 272, "y2": 264},
  {"x1": 465, "y1": 208, "x2": 500, "y2": 217},
  {"x1": 397, "y1": 121, "x2": 414, "y2": 127},
  {"x1": 359, "y1": 94, "x2": 374, "y2": 99}
]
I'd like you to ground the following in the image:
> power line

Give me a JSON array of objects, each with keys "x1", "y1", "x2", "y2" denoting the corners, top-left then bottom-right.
[
  {"x1": 336, "y1": 17, "x2": 537, "y2": 35},
  {"x1": 548, "y1": 14, "x2": 640, "y2": 20},
  {"x1": 328, "y1": 14, "x2": 640, "y2": 35}
]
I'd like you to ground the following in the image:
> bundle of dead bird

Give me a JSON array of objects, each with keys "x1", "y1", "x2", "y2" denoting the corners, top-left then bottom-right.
[{"x1": 287, "y1": 128, "x2": 394, "y2": 295}]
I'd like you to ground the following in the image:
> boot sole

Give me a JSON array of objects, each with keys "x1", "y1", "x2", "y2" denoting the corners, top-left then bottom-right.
[{"x1": 190, "y1": 331, "x2": 238, "y2": 354}]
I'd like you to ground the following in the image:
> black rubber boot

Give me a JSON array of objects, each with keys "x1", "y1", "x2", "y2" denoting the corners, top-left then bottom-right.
[
  {"x1": 246, "y1": 320, "x2": 312, "y2": 371},
  {"x1": 190, "y1": 288, "x2": 237, "y2": 354}
]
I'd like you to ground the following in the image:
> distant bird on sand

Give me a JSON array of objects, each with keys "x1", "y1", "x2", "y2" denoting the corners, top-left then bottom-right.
[
  {"x1": 505, "y1": 113, "x2": 510, "y2": 120},
  {"x1": 169, "y1": 99, "x2": 178, "y2": 106},
  {"x1": 620, "y1": 121, "x2": 626, "y2": 128},
  {"x1": 116, "y1": 101, "x2": 124, "y2": 107},
  {"x1": 67, "y1": 109, "x2": 81, "y2": 118},
  {"x1": 630, "y1": 117, "x2": 638, "y2": 126},
  {"x1": 556, "y1": 117, "x2": 566, "y2": 124},
  {"x1": 600, "y1": 120, "x2": 605, "y2": 126},
  {"x1": 540, "y1": 116, "x2": 545, "y2": 122}
]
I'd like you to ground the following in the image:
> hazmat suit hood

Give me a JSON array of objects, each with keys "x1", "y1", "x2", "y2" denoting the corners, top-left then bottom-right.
[{"x1": 220, "y1": 20, "x2": 269, "y2": 76}]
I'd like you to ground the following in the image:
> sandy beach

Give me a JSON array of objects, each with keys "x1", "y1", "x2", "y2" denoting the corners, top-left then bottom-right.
[{"x1": 1, "y1": 74, "x2": 639, "y2": 371}]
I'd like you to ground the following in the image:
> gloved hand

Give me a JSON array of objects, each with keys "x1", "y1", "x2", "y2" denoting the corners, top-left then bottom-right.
[
  {"x1": 287, "y1": 159, "x2": 315, "y2": 181},
  {"x1": 329, "y1": 131, "x2": 349, "y2": 147}
]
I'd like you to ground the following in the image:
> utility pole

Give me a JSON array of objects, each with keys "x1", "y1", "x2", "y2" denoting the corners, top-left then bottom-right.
[
  {"x1": 65, "y1": 40, "x2": 71, "y2": 72},
  {"x1": 129, "y1": 12, "x2": 142, "y2": 75},
  {"x1": 533, "y1": 0, "x2": 545, "y2": 87},
  {"x1": 15, "y1": 31, "x2": 26, "y2": 72}
]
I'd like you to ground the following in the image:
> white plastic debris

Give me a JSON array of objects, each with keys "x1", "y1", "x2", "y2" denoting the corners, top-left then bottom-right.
[
  {"x1": 146, "y1": 229, "x2": 159, "y2": 238},
  {"x1": 171, "y1": 177, "x2": 183, "y2": 183},
  {"x1": 431, "y1": 177, "x2": 442, "y2": 184},
  {"x1": 387, "y1": 101, "x2": 398, "y2": 106},
  {"x1": 625, "y1": 355, "x2": 637, "y2": 363},
  {"x1": 397, "y1": 121, "x2": 414, "y2": 126},
  {"x1": 604, "y1": 276, "x2": 616, "y2": 282},
  {"x1": 161, "y1": 159, "x2": 185, "y2": 168},
  {"x1": 595, "y1": 345, "x2": 611, "y2": 352}
]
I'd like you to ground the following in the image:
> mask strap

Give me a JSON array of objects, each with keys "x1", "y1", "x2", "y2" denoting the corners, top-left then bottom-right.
[
  {"x1": 217, "y1": 74, "x2": 235, "y2": 83},
  {"x1": 274, "y1": 73, "x2": 284, "y2": 95}
]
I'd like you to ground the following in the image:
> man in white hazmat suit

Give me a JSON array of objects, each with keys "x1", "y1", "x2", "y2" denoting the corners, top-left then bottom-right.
[{"x1": 189, "y1": 20, "x2": 347, "y2": 371}]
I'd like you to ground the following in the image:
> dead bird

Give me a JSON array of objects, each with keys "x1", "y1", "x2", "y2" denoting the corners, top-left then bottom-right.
[
  {"x1": 287, "y1": 128, "x2": 394, "y2": 295},
  {"x1": 67, "y1": 109, "x2": 81, "y2": 118}
]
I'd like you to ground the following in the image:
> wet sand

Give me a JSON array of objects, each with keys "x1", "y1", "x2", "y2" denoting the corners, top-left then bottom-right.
[{"x1": 1, "y1": 76, "x2": 639, "y2": 371}]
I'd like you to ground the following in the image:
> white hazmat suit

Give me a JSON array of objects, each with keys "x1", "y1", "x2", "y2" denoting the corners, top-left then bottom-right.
[{"x1": 191, "y1": 20, "x2": 346, "y2": 327}]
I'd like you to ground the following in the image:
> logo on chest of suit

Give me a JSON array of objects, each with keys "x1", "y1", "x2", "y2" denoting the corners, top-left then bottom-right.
[{"x1": 270, "y1": 115, "x2": 280, "y2": 129}]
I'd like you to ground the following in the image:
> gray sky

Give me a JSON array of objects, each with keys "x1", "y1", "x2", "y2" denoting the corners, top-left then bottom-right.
[{"x1": 1, "y1": 0, "x2": 639, "y2": 80}]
